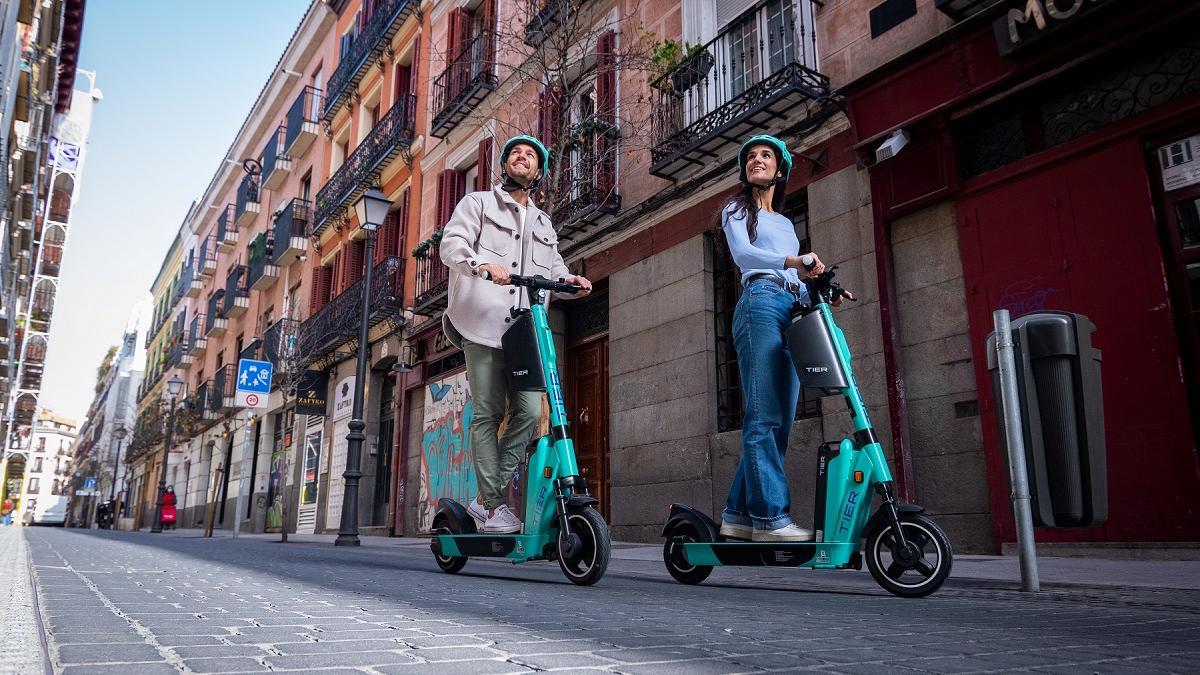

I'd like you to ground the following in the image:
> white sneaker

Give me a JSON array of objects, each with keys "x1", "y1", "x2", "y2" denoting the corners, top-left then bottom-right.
[
  {"x1": 482, "y1": 504, "x2": 521, "y2": 534},
  {"x1": 719, "y1": 521, "x2": 752, "y2": 540},
  {"x1": 752, "y1": 523, "x2": 815, "y2": 542},
  {"x1": 466, "y1": 497, "x2": 488, "y2": 526}
]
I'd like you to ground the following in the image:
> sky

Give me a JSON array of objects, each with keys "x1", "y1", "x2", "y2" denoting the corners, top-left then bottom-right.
[{"x1": 40, "y1": 1, "x2": 311, "y2": 424}]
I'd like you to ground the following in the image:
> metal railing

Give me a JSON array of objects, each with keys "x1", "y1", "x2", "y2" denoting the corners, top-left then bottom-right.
[
  {"x1": 412, "y1": 245, "x2": 449, "y2": 313},
  {"x1": 285, "y1": 86, "x2": 322, "y2": 152},
  {"x1": 236, "y1": 174, "x2": 260, "y2": 223},
  {"x1": 210, "y1": 364, "x2": 235, "y2": 413},
  {"x1": 313, "y1": 94, "x2": 416, "y2": 233},
  {"x1": 650, "y1": 0, "x2": 827, "y2": 170},
  {"x1": 261, "y1": 125, "x2": 289, "y2": 183},
  {"x1": 273, "y1": 198, "x2": 310, "y2": 260},
  {"x1": 216, "y1": 204, "x2": 237, "y2": 244},
  {"x1": 246, "y1": 231, "x2": 275, "y2": 288},
  {"x1": 297, "y1": 256, "x2": 404, "y2": 365},
  {"x1": 263, "y1": 317, "x2": 299, "y2": 368},
  {"x1": 322, "y1": 0, "x2": 417, "y2": 120},
  {"x1": 206, "y1": 291, "x2": 226, "y2": 333},
  {"x1": 430, "y1": 30, "x2": 497, "y2": 137},
  {"x1": 188, "y1": 314, "x2": 205, "y2": 349},
  {"x1": 198, "y1": 235, "x2": 216, "y2": 275},
  {"x1": 224, "y1": 265, "x2": 248, "y2": 314}
]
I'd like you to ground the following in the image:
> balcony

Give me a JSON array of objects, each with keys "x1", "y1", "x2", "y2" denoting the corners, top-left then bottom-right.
[
  {"x1": 209, "y1": 364, "x2": 235, "y2": 414},
  {"x1": 412, "y1": 244, "x2": 449, "y2": 315},
  {"x1": 235, "y1": 174, "x2": 261, "y2": 228},
  {"x1": 430, "y1": 31, "x2": 497, "y2": 139},
  {"x1": 261, "y1": 125, "x2": 291, "y2": 191},
  {"x1": 188, "y1": 314, "x2": 207, "y2": 356},
  {"x1": 524, "y1": 0, "x2": 593, "y2": 47},
  {"x1": 246, "y1": 232, "x2": 279, "y2": 291},
  {"x1": 198, "y1": 236, "x2": 217, "y2": 277},
  {"x1": 39, "y1": 241, "x2": 63, "y2": 277},
  {"x1": 178, "y1": 262, "x2": 202, "y2": 298},
  {"x1": 649, "y1": 0, "x2": 829, "y2": 181},
  {"x1": 224, "y1": 265, "x2": 250, "y2": 318},
  {"x1": 551, "y1": 147, "x2": 621, "y2": 248},
  {"x1": 297, "y1": 256, "x2": 404, "y2": 365},
  {"x1": 168, "y1": 337, "x2": 192, "y2": 367},
  {"x1": 206, "y1": 291, "x2": 228, "y2": 336},
  {"x1": 322, "y1": 0, "x2": 418, "y2": 122},
  {"x1": 313, "y1": 95, "x2": 416, "y2": 234},
  {"x1": 285, "y1": 86, "x2": 322, "y2": 158},
  {"x1": 263, "y1": 318, "x2": 299, "y2": 368},
  {"x1": 193, "y1": 381, "x2": 217, "y2": 420},
  {"x1": 216, "y1": 204, "x2": 238, "y2": 250},
  {"x1": 272, "y1": 198, "x2": 309, "y2": 266}
]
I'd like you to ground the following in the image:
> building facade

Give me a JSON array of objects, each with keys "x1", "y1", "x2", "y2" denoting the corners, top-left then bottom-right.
[{"x1": 18, "y1": 408, "x2": 76, "y2": 525}]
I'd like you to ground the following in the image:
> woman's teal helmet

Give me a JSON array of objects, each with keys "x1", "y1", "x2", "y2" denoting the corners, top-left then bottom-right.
[
  {"x1": 738, "y1": 134, "x2": 792, "y2": 187},
  {"x1": 500, "y1": 134, "x2": 550, "y2": 180}
]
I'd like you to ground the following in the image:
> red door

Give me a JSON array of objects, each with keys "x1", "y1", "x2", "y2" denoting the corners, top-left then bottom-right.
[
  {"x1": 959, "y1": 138, "x2": 1200, "y2": 543},
  {"x1": 566, "y1": 340, "x2": 610, "y2": 520}
]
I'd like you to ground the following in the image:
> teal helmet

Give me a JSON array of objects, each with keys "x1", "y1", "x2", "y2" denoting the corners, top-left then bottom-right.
[
  {"x1": 738, "y1": 134, "x2": 792, "y2": 186},
  {"x1": 500, "y1": 134, "x2": 550, "y2": 176}
]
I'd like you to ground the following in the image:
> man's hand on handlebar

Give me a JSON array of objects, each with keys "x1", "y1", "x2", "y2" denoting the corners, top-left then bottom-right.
[
  {"x1": 564, "y1": 275, "x2": 592, "y2": 297},
  {"x1": 477, "y1": 263, "x2": 510, "y2": 285}
]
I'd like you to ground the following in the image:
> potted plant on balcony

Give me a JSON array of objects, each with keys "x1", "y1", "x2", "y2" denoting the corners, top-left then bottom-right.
[
  {"x1": 649, "y1": 39, "x2": 683, "y2": 91},
  {"x1": 671, "y1": 43, "x2": 715, "y2": 92}
]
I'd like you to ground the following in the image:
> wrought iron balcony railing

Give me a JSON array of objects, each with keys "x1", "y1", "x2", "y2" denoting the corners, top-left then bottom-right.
[
  {"x1": 209, "y1": 364, "x2": 235, "y2": 414},
  {"x1": 649, "y1": 0, "x2": 829, "y2": 180},
  {"x1": 524, "y1": 0, "x2": 592, "y2": 47},
  {"x1": 224, "y1": 265, "x2": 249, "y2": 317},
  {"x1": 272, "y1": 198, "x2": 309, "y2": 266},
  {"x1": 206, "y1": 291, "x2": 228, "y2": 336},
  {"x1": 188, "y1": 314, "x2": 207, "y2": 355},
  {"x1": 40, "y1": 241, "x2": 63, "y2": 277},
  {"x1": 198, "y1": 235, "x2": 217, "y2": 277},
  {"x1": 551, "y1": 149, "x2": 621, "y2": 245},
  {"x1": 313, "y1": 95, "x2": 416, "y2": 235},
  {"x1": 285, "y1": 86, "x2": 322, "y2": 157},
  {"x1": 263, "y1": 317, "x2": 299, "y2": 369},
  {"x1": 216, "y1": 204, "x2": 238, "y2": 249},
  {"x1": 412, "y1": 245, "x2": 449, "y2": 315},
  {"x1": 235, "y1": 174, "x2": 261, "y2": 228},
  {"x1": 322, "y1": 0, "x2": 418, "y2": 122},
  {"x1": 297, "y1": 256, "x2": 404, "y2": 366},
  {"x1": 247, "y1": 231, "x2": 279, "y2": 291},
  {"x1": 430, "y1": 31, "x2": 497, "y2": 139},
  {"x1": 261, "y1": 125, "x2": 291, "y2": 191}
]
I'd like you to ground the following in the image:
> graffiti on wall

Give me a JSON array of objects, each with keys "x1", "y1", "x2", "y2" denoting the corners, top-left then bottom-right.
[{"x1": 417, "y1": 372, "x2": 474, "y2": 532}]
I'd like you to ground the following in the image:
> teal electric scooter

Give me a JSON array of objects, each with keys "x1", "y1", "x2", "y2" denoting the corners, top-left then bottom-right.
[
  {"x1": 431, "y1": 273, "x2": 611, "y2": 586},
  {"x1": 662, "y1": 267, "x2": 953, "y2": 597}
]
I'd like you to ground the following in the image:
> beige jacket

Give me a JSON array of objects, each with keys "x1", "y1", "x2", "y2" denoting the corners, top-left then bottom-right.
[{"x1": 440, "y1": 185, "x2": 571, "y2": 349}]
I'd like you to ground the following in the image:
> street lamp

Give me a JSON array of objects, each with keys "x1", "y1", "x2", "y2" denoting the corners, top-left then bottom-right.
[
  {"x1": 336, "y1": 188, "x2": 392, "y2": 547},
  {"x1": 151, "y1": 375, "x2": 184, "y2": 533},
  {"x1": 108, "y1": 424, "x2": 128, "y2": 530}
]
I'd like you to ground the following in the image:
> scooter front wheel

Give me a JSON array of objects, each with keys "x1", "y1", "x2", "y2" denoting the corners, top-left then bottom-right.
[
  {"x1": 432, "y1": 515, "x2": 468, "y2": 574},
  {"x1": 663, "y1": 521, "x2": 713, "y2": 585},
  {"x1": 865, "y1": 513, "x2": 952, "y2": 598},
  {"x1": 557, "y1": 507, "x2": 610, "y2": 586}
]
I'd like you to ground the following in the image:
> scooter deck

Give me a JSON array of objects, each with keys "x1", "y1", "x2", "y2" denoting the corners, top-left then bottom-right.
[
  {"x1": 433, "y1": 533, "x2": 556, "y2": 563},
  {"x1": 680, "y1": 541, "x2": 861, "y2": 569}
]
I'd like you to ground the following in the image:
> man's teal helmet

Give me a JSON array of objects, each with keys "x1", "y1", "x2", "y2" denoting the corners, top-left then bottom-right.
[
  {"x1": 500, "y1": 134, "x2": 550, "y2": 176},
  {"x1": 738, "y1": 134, "x2": 792, "y2": 186}
]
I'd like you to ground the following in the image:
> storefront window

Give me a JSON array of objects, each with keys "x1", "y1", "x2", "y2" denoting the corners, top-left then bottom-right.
[{"x1": 302, "y1": 429, "x2": 321, "y2": 505}]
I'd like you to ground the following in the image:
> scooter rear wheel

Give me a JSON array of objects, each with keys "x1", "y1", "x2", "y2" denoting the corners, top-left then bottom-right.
[
  {"x1": 432, "y1": 515, "x2": 468, "y2": 574},
  {"x1": 663, "y1": 522, "x2": 713, "y2": 585},
  {"x1": 866, "y1": 513, "x2": 952, "y2": 598},
  {"x1": 557, "y1": 507, "x2": 610, "y2": 586}
]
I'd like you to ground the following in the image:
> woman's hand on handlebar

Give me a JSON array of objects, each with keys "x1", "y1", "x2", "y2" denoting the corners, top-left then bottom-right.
[
  {"x1": 786, "y1": 252, "x2": 826, "y2": 279},
  {"x1": 564, "y1": 275, "x2": 593, "y2": 297},
  {"x1": 477, "y1": 263, "x2": 510, "y2": 285}
]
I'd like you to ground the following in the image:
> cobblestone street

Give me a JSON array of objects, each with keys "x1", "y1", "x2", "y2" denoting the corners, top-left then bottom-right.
[{"x1": 4, "y1": 527, "x2": 1199, "y2": 674}]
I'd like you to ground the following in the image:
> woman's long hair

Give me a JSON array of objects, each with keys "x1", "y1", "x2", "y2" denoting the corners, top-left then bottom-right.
[{"x1": 713, "y1": 181, "x2": 787, "y2": 243}]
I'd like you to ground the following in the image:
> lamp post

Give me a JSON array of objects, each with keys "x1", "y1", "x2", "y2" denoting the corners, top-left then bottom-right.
[
  {"x1": 151, "y1": 375, "x2": 184, "y2": 533},
  {"x1": 108, "y1": 424, "x2": 127, "y2": 530},
  {"x1": 335, "y1": 188, "x2": 392, "y2": 547}
]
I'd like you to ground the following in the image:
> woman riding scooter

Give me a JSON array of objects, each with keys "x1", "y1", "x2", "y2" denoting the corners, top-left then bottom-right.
[{"x1": 719, "y1": 134, "x2": 850, "y2": 543}]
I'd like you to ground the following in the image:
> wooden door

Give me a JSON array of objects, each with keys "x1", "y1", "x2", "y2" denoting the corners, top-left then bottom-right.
[
  {"x1": 959, "y1": 138, "x2": 1200, "y2": 543},
  {"x1": 567, "y1": 339, "x2": 609, "y2": 520}
]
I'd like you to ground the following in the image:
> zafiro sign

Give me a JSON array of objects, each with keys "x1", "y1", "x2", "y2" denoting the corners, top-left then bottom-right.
[{"x1": 993, "y1": 0, "x2": 1115, "y2": 56}]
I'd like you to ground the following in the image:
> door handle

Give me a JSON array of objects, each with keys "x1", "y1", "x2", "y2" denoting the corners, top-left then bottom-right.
[{"x1": 578, "y1": 407, "x2": 589, "y2": 425}]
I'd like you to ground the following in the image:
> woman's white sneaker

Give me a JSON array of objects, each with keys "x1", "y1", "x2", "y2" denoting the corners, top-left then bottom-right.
[
  {"x1": 466, "y1": 497, "x2": 488, "y2": 526},
  {"x1": 482, "y1": 504, "x2": 521, "y2": 534},
  {"x1": 752, "y1": 524, "x2": 815, "y2": 542}
]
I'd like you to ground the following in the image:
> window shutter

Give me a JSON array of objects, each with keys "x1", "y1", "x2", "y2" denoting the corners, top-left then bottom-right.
[
  {"x1": 395, "y1": 63, "x2": 412, "y2": 99},
  {"x1": 399, "y1": 188, "x2": 411, "y2": 250},
  {"x1": 481, "y1": 0, "x2": 497, "y2": 67},
  {"x1": 349, "y1": 240, "x2": 366, "y2": 284},
  {"x1": 596, "y1": 30, "x2": 617, "y2": 196},
  {"x1": 333, "y1": 249, "x2": 346, "y2": 293},
  {"x1": 476, "y1": 137, "x2": 492, "y2": 191},
  {"x1": 309, "y1": 266, "x2": 329, "y2": 315},
  {"x1": 377, "y1": 211, "x2": 399, "y2": 262},
  {"x1": 437, "y1": 169, "x2": 465, "y2": 227}
]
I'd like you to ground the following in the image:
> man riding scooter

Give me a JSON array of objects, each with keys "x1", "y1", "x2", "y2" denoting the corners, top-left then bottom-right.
[{"x1": 440, "y1": 135, "x2": 593, "y2": 534}]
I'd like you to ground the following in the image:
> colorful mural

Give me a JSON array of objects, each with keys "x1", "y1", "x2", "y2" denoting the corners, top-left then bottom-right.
[{"x1": 417, "y1": 371, "x2": 474, "y2": 532}]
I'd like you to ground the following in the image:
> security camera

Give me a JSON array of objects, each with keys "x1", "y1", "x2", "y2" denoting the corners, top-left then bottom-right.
[{"x1": 875, "y1": 129, "x2": 910, "y2": 163}]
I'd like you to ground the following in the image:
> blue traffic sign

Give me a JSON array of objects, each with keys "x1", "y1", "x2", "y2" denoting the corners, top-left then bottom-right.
[
  {"x1": 236, "y1": 359, "x2": 273, "y2": 394},
  {"x1": 83, "y1": 476, "x2": 96, "y2": 490}
]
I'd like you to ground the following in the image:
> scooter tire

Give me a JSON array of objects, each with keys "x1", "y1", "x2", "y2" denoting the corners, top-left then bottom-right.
[
  {"x1": 557, "y1": 507, "x2": 610, "y2": 586},
  {"x1": 865, "y1": 513, "x2": 952, "y2": 598},
  {"x1": 432, "y1": 516, "x2": 468, "y2": 574},
  {"x1": 663, "y1": 521, "x2": 713, "y2": 585}
]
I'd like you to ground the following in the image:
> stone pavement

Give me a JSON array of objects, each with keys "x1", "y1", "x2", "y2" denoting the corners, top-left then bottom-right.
[{"x1": 6, "y1": 526, "x2": 1200, "y2": 674}]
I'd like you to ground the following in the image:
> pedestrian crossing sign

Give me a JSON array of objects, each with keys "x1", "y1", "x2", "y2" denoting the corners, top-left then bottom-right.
[{"x1": 235, "y1": 358, "x2": 273, "y2": 408}]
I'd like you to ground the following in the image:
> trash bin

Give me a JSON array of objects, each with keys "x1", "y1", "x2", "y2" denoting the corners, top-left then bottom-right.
[{"x1": 986, "y1": 311, "x2": 1107, "y2": 528}]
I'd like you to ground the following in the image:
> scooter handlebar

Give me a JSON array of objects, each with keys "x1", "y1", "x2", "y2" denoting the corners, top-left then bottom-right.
[{"x1": 479, "y1": 269, "x2": 582, "y2": 295}]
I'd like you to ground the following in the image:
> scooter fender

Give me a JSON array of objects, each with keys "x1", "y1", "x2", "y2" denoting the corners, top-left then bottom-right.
[
  {"x1": 567, "y1": 494, "x2": 598, "y2": 510},
  {"x1": 862, "y1": 502, "x2": 924, "y2": 540},
  {"x1": 435, "y1": 497, "x2": 478, "y2": 534},
  {"x1": 660, "y1": 504, "x2": 719, "y2": 542}
]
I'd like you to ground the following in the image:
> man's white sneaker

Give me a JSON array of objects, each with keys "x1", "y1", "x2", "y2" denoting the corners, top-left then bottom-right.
[
  {"x1": 752, "y1": 523, "x2": 815, "y2": 542},
  {"x1": 466, "y1": 497, "x2": 488, "y2": 526},
  {"x1": 719, "y1": 521, "x2": 752, "y2": 540},
  {"x1": 482, "y1": 504, "x2": 521, "y2": 534}
]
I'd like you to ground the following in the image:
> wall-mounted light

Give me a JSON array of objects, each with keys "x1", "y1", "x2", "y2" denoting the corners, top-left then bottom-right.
[{"x1": 875, "y1": 128, "x2": 910, "y2": 164}]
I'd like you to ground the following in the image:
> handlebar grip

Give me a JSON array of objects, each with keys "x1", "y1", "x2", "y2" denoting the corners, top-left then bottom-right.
[
  {"x1": 800, "y1": 254, "x2": 816, "y2": 272},
  {"x1": 478, "y1": 268, "x2": 492, "y2": 281}
]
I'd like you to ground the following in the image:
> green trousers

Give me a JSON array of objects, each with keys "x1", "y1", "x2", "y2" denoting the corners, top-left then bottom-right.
[{"x1": 462, "y1": 339, "x2": 542, "y2": 511}]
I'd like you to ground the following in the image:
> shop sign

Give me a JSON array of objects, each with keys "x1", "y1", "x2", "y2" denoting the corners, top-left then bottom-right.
[{"x1": 994, "y1": 0, "x2": 1115, "y2": 56}]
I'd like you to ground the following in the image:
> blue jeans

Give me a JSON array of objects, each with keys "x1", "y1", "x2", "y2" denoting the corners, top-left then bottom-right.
[{"x1": 723, "y1": 279, "x2": 800, "y2": 530}]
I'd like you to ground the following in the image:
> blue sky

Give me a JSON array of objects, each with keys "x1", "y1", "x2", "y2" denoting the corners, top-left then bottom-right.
[{"x1": 41, "y1": 1, "x2": 310, "y2": 423}]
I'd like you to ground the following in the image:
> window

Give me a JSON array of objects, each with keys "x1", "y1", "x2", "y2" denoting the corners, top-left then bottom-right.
[
  {"x1": 31, "y1": 457, "x2": 43, "y2": 473},
  {"x1": 27, "y1": 477, "x2": 39, "y2": 494},
  {"x1": 713, "y1": 189, "x2": 816, "y2": 432},
  {"x1": 300, "y1": 171, "x2": 312, "y2": 203},
  {"x1": 38, "y1": 436, "x2": 45, "y2": 450},
  {"x1": 302, "y1": 429, "x2": 322, "y2": 504}
]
